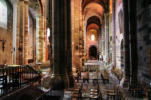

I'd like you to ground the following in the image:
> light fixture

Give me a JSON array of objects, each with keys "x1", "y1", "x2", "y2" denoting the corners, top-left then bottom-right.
[{"x1": 91, "y1": 34, "x2": 95, "y2": 41}]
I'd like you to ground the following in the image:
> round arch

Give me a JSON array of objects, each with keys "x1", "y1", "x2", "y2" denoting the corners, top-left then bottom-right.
[
  {"x1": 84, "y1": 2, "x2": 104, "y2": 22},
  {"x1": 89, "y1": 45, "x2": 98, "y2": 60},
  {"x1": 86, "y1": 16, "x2": 101, "y2": 30},
  {"x1": 82, "y1": 0, "x2": 107, "y2": 12}
]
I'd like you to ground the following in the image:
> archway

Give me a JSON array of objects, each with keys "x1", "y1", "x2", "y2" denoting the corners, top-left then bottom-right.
[{"x1": 89, "y1": 45, "x2": 97, "y2": 60}]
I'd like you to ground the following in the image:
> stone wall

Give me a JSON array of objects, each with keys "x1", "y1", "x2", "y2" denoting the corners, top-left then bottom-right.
[
  {"x1": 113, "y1": 0, "x2": 124, "y2": 69},
  {"x1": 137, "y1": 0, "x2": 151, "y2": 84},
  {"x1": 0, "y1": 1, "x2": 13, "y2": 64}
]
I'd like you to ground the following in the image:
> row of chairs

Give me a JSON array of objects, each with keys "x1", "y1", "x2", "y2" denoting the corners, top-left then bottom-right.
[
  {"x1": 72, "y1": 83, "x2": 102, "y2": 100},
  {"x1": 106, "y1": 85, "x2": 126, "y2": 100}
]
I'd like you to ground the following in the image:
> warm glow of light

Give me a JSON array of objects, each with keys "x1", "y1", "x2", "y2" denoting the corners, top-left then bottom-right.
[
  {"x1": 47, "y1": 28, "x2": 50, "y2": 39},
  {"x1": 110, "y1": 0, "x2": 112, "y2": 14},
  {"x1": 91, "y1": 34, "x2": 95, "y2": 41}
]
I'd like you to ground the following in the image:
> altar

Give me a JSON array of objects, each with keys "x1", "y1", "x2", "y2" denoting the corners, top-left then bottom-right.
[{"x1": 84, "y1": 60, "x2": 103, "y2": 71}]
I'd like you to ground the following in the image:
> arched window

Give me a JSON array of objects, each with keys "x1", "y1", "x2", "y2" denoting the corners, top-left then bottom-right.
[
  {"x1": 91, "y1": 34, "x2": 95, "y2": 41},
  {"x1": 0, "y1": 0, "x2": 7, "y2": 29}
]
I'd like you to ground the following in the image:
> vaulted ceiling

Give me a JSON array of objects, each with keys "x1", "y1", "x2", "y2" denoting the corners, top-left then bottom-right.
[
  {"x1": 87, "y1": 24, "x2": 100, "y2": 32},
  {"x1": 83, "y1": 0, "x2": 109, "y2": 33},
  {"x1": 82, "y1": 0, "x2": 108, "y2": 12},
  {"x1": 87, "y1": 16, "x2": 100, "y2": 26}
]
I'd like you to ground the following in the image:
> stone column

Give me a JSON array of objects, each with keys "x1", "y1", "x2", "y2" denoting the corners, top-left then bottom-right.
[
  {"x1": 12, "y1": 1, "x2": 18, "y2": 64},
  {"x1": 47, "y1": 0, "x2": 53, "y2": 70},
  {"x1": 128, "y1": 0, "x2": 138, "y2": 88},
  {"x1": 50, "y1": 0, "x2": 73, "y2": 90},
  {"x1": 123, "y1": 0, "x2": 130, "y2": 85},
  {"x1": 16, "y1": 0, "x2": 25, "y2": 65},
  {"x1": 102, "y1": 23, "x2": 105, "y2": 60},
  {"x1": 98, "y1": 28, "x2": 102, "y2": 58},
  {"x1": 36, "y1": 15, "x2": 39, "y2": 63},
  {"x1": 38, "y1": 16, "x2": 44, "y2": 62},
  {"x1": 112, "y1": 0, "x2": 116, "y2": 67},
  {"x1": 104, "y1": 13, "x2": 109, "y2": 63},
  {"x1": 36, "y1": 15, "x2": 45, "y2": 63},
  {"x1": 24, "y1": 0, "x2": 29, "y2": 64},
  {"x1": 43, "y1": 17, "x2": 47, "y2": 62},
  {"x1": 65, "y1": 0, "x2": 74, "y2": 88},
  {"x1": 71, "y1": 0, "x2": 83, "y2": 70}
]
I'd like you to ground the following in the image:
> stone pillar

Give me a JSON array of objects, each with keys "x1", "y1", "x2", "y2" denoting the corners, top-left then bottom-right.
[
  {"x1": 98, "y1": 29, "x2": 102, "y2": 58},
  {"x1": 123, "y1": 0, "x2": 130, "y2": 85},
  {"x1": 16, "y1": 0, "x2": 25, "y2": 65},
  {"x1": 65, "y1": 0, "x2": 74, "y2": 87},
  {"x1": 36, "y1": 15, "x2": 39, "y2": 63},
  {"x1": 50, "y1": 0, "x2": 73, "y2": 90},
  {"x1": 24, "y1": 0, "x2": 29, "y2": 64},
  {"x1": 12, "y1": 2, "x2": 18, "y2": 64},
  {"x1": 48, "y1": 0, "x2": 53, "y2": 68},
  {"x1": 71, "y1": 0, "x2": 83, "y2": 70},
  {"x1": 104, "y1": 13, "x2": 109, "y2": 63},
  {"x1": 102, "y1": 23, "x2": 105, "y2": 60},
  {"x1": 112, "y1": 0, "x2": 116, "y2": 67},
  {"x1": 36, "y1": 15, "x2": 45, "y2": 63},
  {"x1": 128, "y1": 0, "x2": 138, "y2": 88},
  {"x1": 43, "y1": 18, "x2": 47, "y2": 62}
]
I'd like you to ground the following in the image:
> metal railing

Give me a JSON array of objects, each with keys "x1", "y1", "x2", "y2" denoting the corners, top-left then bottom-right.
[{"x1": 0, "y1": 65, "x2": 41, "y2": 96}]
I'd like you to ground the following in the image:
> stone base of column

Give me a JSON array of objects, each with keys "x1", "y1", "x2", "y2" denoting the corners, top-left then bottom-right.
[{"x1": 50, "y1": 74, "x2": 69, "y2": 90}]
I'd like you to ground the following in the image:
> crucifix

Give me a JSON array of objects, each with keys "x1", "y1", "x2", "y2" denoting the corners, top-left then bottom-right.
[{"x1": 0, "y1": 39, "x2": 6, "y2": 52}]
